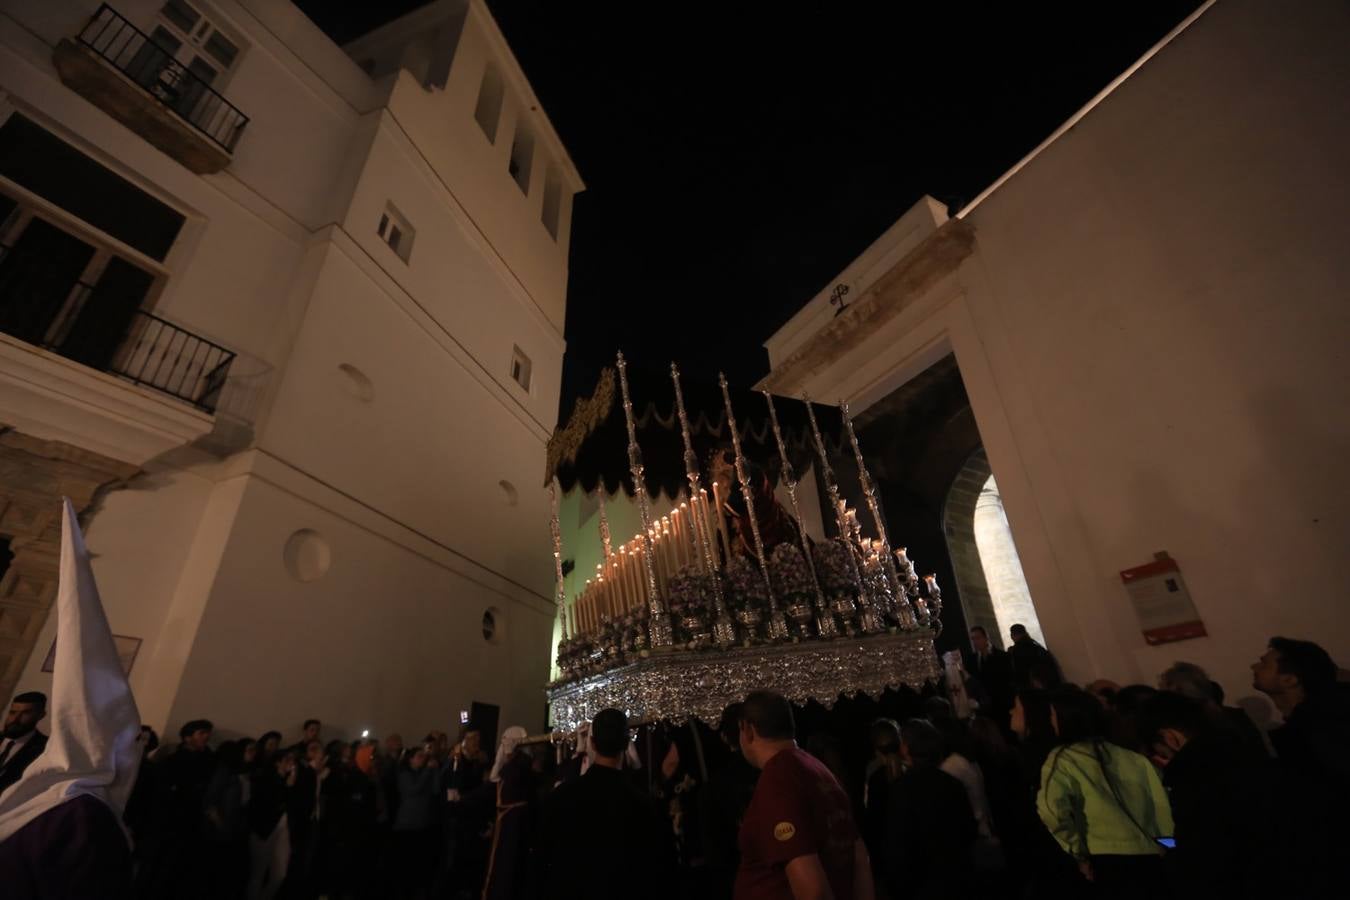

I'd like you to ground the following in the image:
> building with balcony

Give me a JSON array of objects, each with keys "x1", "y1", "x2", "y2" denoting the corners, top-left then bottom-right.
[{"x1": 0, "y1": 0, "x2": 583, "y2": 743}]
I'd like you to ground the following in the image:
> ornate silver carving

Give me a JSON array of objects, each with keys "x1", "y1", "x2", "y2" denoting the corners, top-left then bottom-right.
[
  {"x1": 719, "y1": 373, "x2": 789, "y2": 642},
  {"x1": 616, "y1": 352, "x2": 672, "y2": 647},
  {"x1": 802, "y1": 394, "x2": 869, "y2": 609},
  {"x1": 547, "y1": 631, "x2": 941, "y2": 732},
  {"x1": 840, "y1": 400, "x2": 918, "y2": 630},
  {"x1": 763, "y1": 390, "x2": 838, "y2": 639},
  {"x1": 671, "y1": 362, "x2": 736, "y2": 646},
  {"x1": 548, "y1": 479, "x2": 569, "y2": 644}
]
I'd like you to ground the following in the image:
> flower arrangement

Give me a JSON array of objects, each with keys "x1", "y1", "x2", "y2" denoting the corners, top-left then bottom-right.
[
  {"x1": 724, "y1": 555, "x2": 768, "y2": 613},
  {"x1": 769, "y1": 543, "x2": 815, "y2": 602},
  {"x1": 811, "y1": 539, "x2": 860, "y2": 597}
]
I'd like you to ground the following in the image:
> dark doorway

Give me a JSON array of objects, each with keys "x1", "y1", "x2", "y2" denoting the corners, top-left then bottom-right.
[
  {"x1": 59, "y1": 255, "x2": 153, "y2": 370},
  {"x1": 469, "y1": 701, "x2": 500, "y2": 752},
  {"x1": 846, "y1": 355, "x2": 978, "y2": 656}
]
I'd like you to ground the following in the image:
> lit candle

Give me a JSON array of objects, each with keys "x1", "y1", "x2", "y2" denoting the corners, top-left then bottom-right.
[{"x1": 625, "y1": 548, "x2": 639, "y2": 612}]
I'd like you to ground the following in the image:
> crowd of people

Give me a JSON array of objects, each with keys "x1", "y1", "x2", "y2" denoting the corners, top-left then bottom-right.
[{"x1": 2, "y1": 628, "x2": 1347, "y2": 900}]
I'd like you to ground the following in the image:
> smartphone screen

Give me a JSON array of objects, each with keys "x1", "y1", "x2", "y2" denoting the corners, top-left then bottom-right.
[{"x1": 1155, "y1": 837, "x2": 1176, "y2": 849}]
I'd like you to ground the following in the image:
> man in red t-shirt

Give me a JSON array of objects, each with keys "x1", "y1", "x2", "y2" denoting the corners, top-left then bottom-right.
[{"x1": 734, "y1": 691, "x2": 875, "y2": 900}]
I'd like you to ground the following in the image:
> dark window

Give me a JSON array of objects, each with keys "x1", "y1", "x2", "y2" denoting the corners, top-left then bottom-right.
[
  {"x1": 0, "y1": 538, "x2": 13, "y2": 585},
  {"x1": 0, "y1": 218, "x2": 95, "y2": 345},
  {"x1": 0, "y1": 116, "x2": 185, "y2": 261}
]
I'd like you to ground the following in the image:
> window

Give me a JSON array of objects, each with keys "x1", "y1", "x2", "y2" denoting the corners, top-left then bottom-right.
[
  {"x1": 376, "y1": 203, "x2": 414, "y2": 263},
  {"x1": 508, "y1": 127, "x2": 534, "y2": 194},
  {"x1": 541, "y1": 168, "x2": 562, "y2": 240},
  {"x1": 0, "y1": 116, "x2": 185, "y2": 261},
  {"x1": 0, "y1": 117, "x2": 174, "y2": 369},
  {"x1": 473, "y1": 63, "x2": 504, "y2": 143},
  {"x1": 125, "y1": 1, "x2": 243, "y2": 129},
  {"x1": 0, "y1": 198, "x2": 161, "y2": 370},
  {"x1": 135, "y1": 2, "x2": 241, "y2": 88},
  {"x1": 509, "y1": 345, "x2": 532, "y2": 391}
]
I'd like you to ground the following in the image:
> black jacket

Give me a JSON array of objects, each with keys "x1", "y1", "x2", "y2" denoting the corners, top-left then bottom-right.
[
  {"x1": 248, "y1": 767, "x2": 289, "y2": 839},
  {"x1": 885, "y1": 765, "x2": 976, "y2": 900},
  {"x1": 965, "y1": 647, "x2": 1015, "y2": 714},
  {"x1": 1270, "y1": 684, "x2": 1350, "y2": 792},
  {"x1": 1008, "y1": 638, "x2": 1062, "y2": 688},
  {"x1": 532, "y1": 765, "x2": 674, "y2": 900},
  {"x1": 0, "y1": 730, "x2": 48, "y2": 796},
  {"x1": 1163, "y1": 732, "x2": 1294, "y2": 898}
]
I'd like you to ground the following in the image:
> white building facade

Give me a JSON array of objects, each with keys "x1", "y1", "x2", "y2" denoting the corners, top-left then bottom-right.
[
  {"x1": 0, "y1": 0, "x2": 583, "y2": 743},
  {"x1": 760, "y1": 0, "x2": 1350, "y2": 709}
]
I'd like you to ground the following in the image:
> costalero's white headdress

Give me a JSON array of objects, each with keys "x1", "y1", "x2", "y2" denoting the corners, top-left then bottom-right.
[{"x1": 489, "y1": 725, "x2": 528, "y2": 782}]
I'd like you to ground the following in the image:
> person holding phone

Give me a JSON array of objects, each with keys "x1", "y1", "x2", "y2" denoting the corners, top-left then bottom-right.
[{"x1": 1037, "y1": 689, "x2": 1173, "y2": 897}]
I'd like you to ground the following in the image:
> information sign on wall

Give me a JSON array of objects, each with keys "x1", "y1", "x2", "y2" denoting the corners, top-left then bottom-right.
[{"x1": 1120, "y1": 556, "x2": 1206, "y2": 645}]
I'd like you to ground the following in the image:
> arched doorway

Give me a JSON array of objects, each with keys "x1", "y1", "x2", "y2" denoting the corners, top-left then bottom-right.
[{"x1": 943, "y1": 448, "x2": 1043, "y2": 650}]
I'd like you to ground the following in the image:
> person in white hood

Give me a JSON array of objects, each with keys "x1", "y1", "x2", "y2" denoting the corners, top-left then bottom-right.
[{"x1": 0, "y1": 499, "x2": 143, "y2": 898}]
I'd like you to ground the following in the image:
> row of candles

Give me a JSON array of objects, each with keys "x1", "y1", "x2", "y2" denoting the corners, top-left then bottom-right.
[
  {"x1": 568, "y1": 486, "x2": 735, "y2": 636},
  {"x1": 566, "y1": 495, "x2": 942, "y2": 637}
]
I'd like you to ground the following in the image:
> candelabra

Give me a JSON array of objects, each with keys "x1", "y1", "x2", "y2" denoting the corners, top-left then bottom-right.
[
  {"x1": 839, "y1": 400, "x2": 918, "y2": 629},
  {"x1": 616, "y1": 352, "x2": 673, "y2": 647},
  {"x1": 597, "y1": 489, "x2": 613, "y2": 562},
  {"x1": 548, "y1": 480, "x2": 571, "y2": 678},
  {"x1": 672, "y1": 363, "x2": 736, "y2": 646},
  {"x1": 720, "y1": 373, "x2": 789, "y2": 642},
  {"x1": 802, "y1": 394, "x2": 867, "y2": 622},
  {"x1": 763, "y1": 390, "x2": 838, "y2": 639}
]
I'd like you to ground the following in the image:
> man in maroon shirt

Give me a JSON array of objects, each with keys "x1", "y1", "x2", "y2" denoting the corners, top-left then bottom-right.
[{"x1": 734, "y1": 691, "x2": 875, "y2": 900}]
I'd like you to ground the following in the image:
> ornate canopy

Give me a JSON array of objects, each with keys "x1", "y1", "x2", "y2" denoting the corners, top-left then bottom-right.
[{"x1": 544, "y1": 363, "x2": 845, "y2": 497}]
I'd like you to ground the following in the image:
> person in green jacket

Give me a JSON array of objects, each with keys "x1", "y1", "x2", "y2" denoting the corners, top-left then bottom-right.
[{"x1": 1038, "y1": 688, "x2": 1173, "y2": 896}]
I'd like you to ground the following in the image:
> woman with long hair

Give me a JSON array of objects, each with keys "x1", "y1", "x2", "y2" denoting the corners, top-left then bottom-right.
[{"x1": 1038, "y1": 688, "x2": 1173, "y2": 897}]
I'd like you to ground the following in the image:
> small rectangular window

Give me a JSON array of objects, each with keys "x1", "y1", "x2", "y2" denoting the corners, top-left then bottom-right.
[
  {"x1": 474, "y1": 64, "x2": 504, "y2": 143},
  {"x1": 541, "y1": 168, "x2": 562, "y2": 240},
  {"x1": 377, "y1": 203, "x2": 414, "y2": 263},
  {"x1": 510, "y1": 346, "x2": 532, "y2": 391},
  {"x1": 508, "y1": 128, "x2": 534, "y2": 195}
]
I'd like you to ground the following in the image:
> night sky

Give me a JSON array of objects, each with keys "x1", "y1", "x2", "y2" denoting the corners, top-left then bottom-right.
[{"x1": 296, "y1": 0, "x2": 1203, "y2": 420}]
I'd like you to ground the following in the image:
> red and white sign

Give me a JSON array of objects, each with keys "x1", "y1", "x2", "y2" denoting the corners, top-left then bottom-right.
[{"x1": 1120, "y1": 557, "x2": 1207, "y2": 645}]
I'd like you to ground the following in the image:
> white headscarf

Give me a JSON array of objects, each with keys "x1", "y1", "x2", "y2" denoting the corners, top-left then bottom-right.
[
  {"x1": 489, "y1": 726, "x2": 528, "y2": 782},
  {"x1": 0, "y1": 499, "x2": 142, "y2": 842}
]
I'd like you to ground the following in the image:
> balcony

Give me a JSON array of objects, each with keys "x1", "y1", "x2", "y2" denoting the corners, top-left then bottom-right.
[
  {"x1": 0, "y1": 242, "x2": 235, "y2": 465},
  {"x1": 52, "y1": 5, "x2": 248, "y2": 174}
]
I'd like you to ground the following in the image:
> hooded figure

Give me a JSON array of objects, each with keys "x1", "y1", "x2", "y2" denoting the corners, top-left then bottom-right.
[
  {"x1": 0, "y1": 499, "x2": 143, "y2": 898},
  {"x1": 481, "y1": 726, "x2": 534, "y2": 900}
]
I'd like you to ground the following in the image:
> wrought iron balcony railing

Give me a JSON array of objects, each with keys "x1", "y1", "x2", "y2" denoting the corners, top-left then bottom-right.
[
  {"x1": 76, "y1": 4, "x2": 248, "y2": 154},
  {"x1": 0, "y1": 244, "x2": 235, "y2": 413}
]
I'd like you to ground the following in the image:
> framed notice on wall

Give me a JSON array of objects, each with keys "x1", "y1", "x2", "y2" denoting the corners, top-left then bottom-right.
[
  {"x1": 1120, "y1": 556, "x2": 1206, "y2": 645},
  {"x1": 41, "y1": 635, "x2": 142, "y2": 676}
]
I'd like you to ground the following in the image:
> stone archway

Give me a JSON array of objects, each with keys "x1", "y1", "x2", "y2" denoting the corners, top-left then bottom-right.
[
  {"x1": 943, "y1": 448, "x2": 1044, "y2": 650},
  {"x1": 0, "y1": 426, "x2": 136, "y2": 700}
]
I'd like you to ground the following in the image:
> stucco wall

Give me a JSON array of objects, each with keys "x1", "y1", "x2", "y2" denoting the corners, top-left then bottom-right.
[
  {"x1": 763, "y1": 0, "x2": 1350, "y2": 709},
  {"x1": 166, "y1": 472, "x2": 554, "y2": 742}
]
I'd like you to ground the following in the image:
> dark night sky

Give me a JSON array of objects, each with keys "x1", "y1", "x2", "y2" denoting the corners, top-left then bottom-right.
[{"x1": 295, "y1": 1, "x2": 1203, "y2": 420}]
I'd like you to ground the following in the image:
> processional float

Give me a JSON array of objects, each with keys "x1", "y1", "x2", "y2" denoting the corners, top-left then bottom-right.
[{"x1": 542, "y1": 354, "x2": 944, "y2": 732}]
